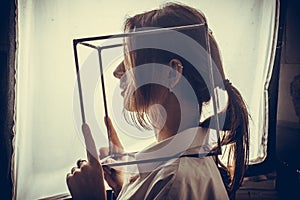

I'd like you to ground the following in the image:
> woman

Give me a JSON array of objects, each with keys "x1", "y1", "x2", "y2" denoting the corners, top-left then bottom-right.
[{"x1": 67, "y1": 3, "x2": 249, "y2": 200}]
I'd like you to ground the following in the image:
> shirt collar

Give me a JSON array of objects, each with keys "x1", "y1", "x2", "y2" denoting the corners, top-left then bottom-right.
[{"x1": 133, "y1": 127, "x2": 213, "y2": 174}]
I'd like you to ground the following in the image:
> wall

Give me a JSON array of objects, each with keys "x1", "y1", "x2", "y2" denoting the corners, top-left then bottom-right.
[
  {"x1": 276, "y1": 0, "x2": 300, "y2": 164},
  {"x1": 276, "y1": 0, "x2": 300, "y2": 197},
  {"x1": 277, "y1": 0, "x2": 300, "y2": 124}
]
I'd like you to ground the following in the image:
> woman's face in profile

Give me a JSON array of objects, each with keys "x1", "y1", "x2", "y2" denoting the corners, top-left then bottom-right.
[{"x1": 113, "y1": 60, "x2": 137, "y2": 111}]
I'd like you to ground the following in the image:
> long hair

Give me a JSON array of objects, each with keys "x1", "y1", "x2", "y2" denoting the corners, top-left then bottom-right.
[{"x1": 123, "y1": 3, "x2": 249, "y2": 198}]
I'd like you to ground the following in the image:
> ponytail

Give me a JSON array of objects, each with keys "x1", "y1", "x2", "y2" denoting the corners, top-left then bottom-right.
[
  {"x1": 206, "y1": 31, "x2": 250, "y2": 198},
  {"x1": 199, "y1": 79, "x2": 249, "y2": 199},
  {"x1": 219, "y1": 80, "x2": 250, "y2": 198}
]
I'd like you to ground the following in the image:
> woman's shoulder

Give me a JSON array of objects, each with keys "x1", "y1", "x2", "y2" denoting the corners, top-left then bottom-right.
[
  {"x1": 152, "y1": 155, "x2": 221, "y2": 182},
  {"x1": 150, "y1": 156, "x2": 226, "y2": 190},
  {"x1": 171, "y1": 156, "x2": 220, "y2": 181},
  {"x1": 161, "y1": 156, "x2": 229, "y2": 200}
]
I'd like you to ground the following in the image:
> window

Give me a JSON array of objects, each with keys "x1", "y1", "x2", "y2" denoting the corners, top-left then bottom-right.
[{"x1": 14, "y1": 0, "x2": 278, "y2": 199}]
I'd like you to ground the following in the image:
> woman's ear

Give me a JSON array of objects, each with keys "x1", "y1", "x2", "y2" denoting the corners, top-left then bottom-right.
[{"x1": 168, "y1": 59, "x2": 183, "y2": 89}]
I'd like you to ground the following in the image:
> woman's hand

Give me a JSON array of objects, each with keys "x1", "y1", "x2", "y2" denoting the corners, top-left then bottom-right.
[
  {"x1": 66, "y1": 123, "x2": 106, "y2": 200},
  {"x1": 100, "y1": 117, "x2": 125, "y2": 197}
]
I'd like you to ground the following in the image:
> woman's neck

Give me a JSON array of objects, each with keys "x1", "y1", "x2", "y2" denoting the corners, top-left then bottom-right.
[{"x1": 153, "y1": 92, "x2": 200, "y2": 142}]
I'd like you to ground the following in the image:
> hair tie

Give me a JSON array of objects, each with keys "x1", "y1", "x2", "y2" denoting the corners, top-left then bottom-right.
[{"x1": 224, "y1": 79, "x2": 232, "y2": 88}]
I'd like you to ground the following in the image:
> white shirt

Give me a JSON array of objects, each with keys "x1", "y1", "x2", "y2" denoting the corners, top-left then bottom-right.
[{"x1": 117, "y1": 127, "x2": 229, "y2": 200}]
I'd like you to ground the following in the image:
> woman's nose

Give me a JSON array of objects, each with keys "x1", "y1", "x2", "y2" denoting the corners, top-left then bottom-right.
[{"x1": 113, "y1": 61, "x2": 125, "y2": 79}]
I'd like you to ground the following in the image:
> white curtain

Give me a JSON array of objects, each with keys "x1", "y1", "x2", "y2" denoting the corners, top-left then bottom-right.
[{"x1": 14, "y1": 0, "x2": 278, "y2": 199}]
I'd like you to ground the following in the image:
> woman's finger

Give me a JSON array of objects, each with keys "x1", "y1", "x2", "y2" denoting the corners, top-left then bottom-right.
[
  {"x1": 82, "y1": 123, "x2": 99, "y2": 166},
  {"x1": 99, "y1": 147, "x2": 109, "y2": 160},
  {"x1": 71, "y1": 167, "x2": 77, "y2": 174},
  {"x1": 76, "y1": 159, "x2": 87, "y2": 168},
  {"x1": 104, "y1": 117, "x2": 124, "y2": 152},
  {"x1": 103, "y1": 165, "x2": 112, "y2": 175}
]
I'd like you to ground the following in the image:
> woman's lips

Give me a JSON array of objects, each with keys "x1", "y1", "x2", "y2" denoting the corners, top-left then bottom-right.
[
  {"x1": 121, "y1": 89, "x2": 125, "y2": 97},
  {"x1": 120, "y1": 82, "x2": 126, "y2": 97},
  {"x1": 120, "y1": 78, "x2": 127, "y2": 97}
]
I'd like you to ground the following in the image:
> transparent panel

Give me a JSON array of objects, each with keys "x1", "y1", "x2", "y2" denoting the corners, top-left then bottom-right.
[{"x1": 73, "y1": 24, "x2": 225, "y2": 168}]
